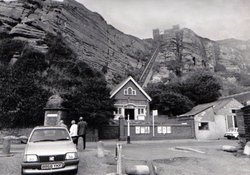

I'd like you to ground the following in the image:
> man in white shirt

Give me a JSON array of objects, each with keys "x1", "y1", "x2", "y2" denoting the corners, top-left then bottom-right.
[{"x1": 69, "y1": 120, "x2": 78, "y2": 145}]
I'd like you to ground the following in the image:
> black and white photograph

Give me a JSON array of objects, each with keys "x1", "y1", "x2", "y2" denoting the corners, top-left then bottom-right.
[{"x1": 0, "y1": 0, "x2": 250, "y2": 174}]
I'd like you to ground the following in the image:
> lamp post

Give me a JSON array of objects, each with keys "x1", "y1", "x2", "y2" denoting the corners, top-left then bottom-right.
[
  {"x1": 152, "y1": 110, "x2": 158, "y2": 137},
  {"x1": 127, "y1": 114, "x2": 130, "y2": 144}
]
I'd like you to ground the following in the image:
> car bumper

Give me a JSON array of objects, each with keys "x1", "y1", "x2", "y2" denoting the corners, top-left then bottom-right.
[
  {"x1": 224, "y1": 134, "x2": 238, "y2": 138},
  {"x1": 21, "y1": 159, "x2": 79, "y2": 174}
]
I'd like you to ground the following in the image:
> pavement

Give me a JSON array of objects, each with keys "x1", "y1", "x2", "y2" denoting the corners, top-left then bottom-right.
[
  {"x1": 0, "y1": 138, "x2": 235, "y2": 154},
  {"x1": 0, "y1": 139, "x2": 249, "y2": 175}
]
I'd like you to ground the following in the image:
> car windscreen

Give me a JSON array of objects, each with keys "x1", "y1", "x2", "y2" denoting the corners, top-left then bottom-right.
[{"x1": 29, "y1": 128, "x2": 71, "y2": 142}]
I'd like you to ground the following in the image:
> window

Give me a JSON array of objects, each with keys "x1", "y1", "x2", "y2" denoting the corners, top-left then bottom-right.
[
  {"x1": 135, "y1": 126, "x2": 150, "y2": 134},
  {"x1": 198, "y1": 122, "x2": 209, "y2": 130},
  {"x1": 124, "y1": 87, "x2": 136, "y2": 95},
  {"x1": 232, "y1": 109, "x2": 236, "y2": 114},
  {"x1": 117, "y1": 108, "x2": 122, "y2": 114},
  {"x1": 233, "y1": 115, "x2": 237, "y2": 127},
  {"x1": 157, "y1": 126, "x2": 171, "y2": 134},
  {"x1": 138, "y1": 108, "x2": 144, "y2": 115}
]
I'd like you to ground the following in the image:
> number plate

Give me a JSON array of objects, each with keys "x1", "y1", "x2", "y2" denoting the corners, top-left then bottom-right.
[{"x1": 41, "y1": 163, "x2": 64, "y2": 170}]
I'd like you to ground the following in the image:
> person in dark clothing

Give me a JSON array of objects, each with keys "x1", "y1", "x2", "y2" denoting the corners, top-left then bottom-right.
[{"x1": 77, "y1": 117, "x2": 87, "y2": 150}]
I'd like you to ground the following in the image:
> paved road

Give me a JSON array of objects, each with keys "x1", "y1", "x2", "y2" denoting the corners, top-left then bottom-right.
[{"x1": 0, "y1": 139, "x2": 249, "y2": 175}]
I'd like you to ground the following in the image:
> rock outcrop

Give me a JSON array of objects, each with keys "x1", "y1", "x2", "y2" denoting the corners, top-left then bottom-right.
[
  {"x1": 150, "y1": 27, "x2": 250, "y2": 87},
  {"x1": 0, "y1": 0, "x2": 249, "y2": 88},
  {"x1": 0, "y1": 0, "x2": 152, "y2": 86}
]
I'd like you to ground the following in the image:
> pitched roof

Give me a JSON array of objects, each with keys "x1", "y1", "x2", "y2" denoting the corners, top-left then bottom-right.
[
  {"x1": 110, "y1": 76, "x2": 152, "y2": 101},
  {"x1": 178, "y1": 98, "x2": 235, "y2": 117},
  {"x1": 219, "y1": 91, "x2": 250, "y2": 104}
]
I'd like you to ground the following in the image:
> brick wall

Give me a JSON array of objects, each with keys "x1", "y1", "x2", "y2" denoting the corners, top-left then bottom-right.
[
  {"x1": 99, "y1": 122, "x2": 194, "y2": 141},
  {"x1": 124, "y1": 124, "x2": 194, "y2": 140},
  {"x1": 99, "y1": 125, "x2": 119, "y2": 139}
]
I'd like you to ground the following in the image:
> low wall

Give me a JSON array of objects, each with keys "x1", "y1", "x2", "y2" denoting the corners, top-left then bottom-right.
[
  {"x1": 100, "y1": 122, "x2": 194, "y2": 140},
  {"x1": 99, "y1": 125, "x2": 119, "y2": 140},
  {"x1": 124, "y1": 124, "x2": 194, "y2": 140},
  {"x1": 0, "y1": 128, "x2": 33, "y2": 144}
]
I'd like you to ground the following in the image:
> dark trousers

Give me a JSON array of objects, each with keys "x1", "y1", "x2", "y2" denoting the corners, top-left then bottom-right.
[
  {"x1": 78, "y1": 134, "x2": 86, "y2": 149},
  {"x1": 71, "y1": 136, "x2": 78, "y2": 145}
]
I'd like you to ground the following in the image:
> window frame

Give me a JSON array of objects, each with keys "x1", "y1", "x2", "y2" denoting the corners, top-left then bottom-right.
[
  {"x1": 198, "y1": 122, "x2": 209, "y2": 130},
  {"x1": 124, "y1": 87, "x2": 136, "y2": 96}
]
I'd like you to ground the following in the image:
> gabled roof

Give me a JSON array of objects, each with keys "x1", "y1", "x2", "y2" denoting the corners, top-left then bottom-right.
[
  {"x1": 219, "y1": 91, "x2": 250, "y2": 104},
  {"x1": 178, "y1": 98, "x2": 236, "y2": 117},
  {"x1": 110, "y1": 76, "x2": 152, "y2": 101}
]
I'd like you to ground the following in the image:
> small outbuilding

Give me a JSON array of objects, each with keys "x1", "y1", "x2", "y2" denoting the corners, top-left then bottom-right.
[{"x1": 178, "y1": 98, "x2": 243, "y2": 140}]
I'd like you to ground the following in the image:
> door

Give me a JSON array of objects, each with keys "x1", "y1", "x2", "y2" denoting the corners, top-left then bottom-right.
[{"x1": 125, "y1": 109, "x2": 135, "y2": 120}]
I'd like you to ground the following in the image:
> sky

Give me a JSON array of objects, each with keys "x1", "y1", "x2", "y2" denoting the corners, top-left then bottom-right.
[{"x1": 77, "y1": 0, "x2": 250, "y2": 41}]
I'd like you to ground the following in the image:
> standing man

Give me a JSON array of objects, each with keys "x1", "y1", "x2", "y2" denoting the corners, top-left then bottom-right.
[
  {"x1": 69, "y1": 120, "x2": 78, "y2": 145},
  {"x1": 77, "y1": 117, "x2": 87, "y2": 150}
]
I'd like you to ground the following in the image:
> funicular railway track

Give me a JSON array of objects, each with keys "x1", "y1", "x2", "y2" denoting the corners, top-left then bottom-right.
[{"x1": 139, "y1": 44, "x2": 160, "y2": 87}]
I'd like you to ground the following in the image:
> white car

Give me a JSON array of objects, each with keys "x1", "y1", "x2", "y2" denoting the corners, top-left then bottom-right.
[
  {"x1": 224, "y1": 128, "x2": 239, "y2": 140},
  {"x1": 21, "y1": 126, "x2": 79, "y2": 175}
]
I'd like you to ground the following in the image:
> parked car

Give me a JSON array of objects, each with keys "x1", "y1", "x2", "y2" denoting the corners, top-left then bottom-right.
[
  {"x1": 21, "y1": 126, "x2": 79, "y2": 175},
  {"x1": 224, "y1": 128, "x2": 239, "y2": 140}
]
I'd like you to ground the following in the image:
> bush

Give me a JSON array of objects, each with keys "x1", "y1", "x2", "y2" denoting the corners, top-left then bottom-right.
[{"x1": 0, "y1": 37, "x2": 25, "y2": 65}]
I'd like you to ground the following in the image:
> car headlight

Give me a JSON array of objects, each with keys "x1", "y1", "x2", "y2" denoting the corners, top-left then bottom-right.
[
  {"x1": 24, "y1": 154, "x2": 38, "y2": 162},
  {"x1": 65, "y1": 152, "x2": 78, "y2": 160}
]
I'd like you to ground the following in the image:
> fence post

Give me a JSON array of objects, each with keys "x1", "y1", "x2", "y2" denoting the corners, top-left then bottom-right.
[
  {"x1": 116, "y1": 143, "x2": 122, "y2": 175},
  {"x1": 2, "y1": 136, "x2": 11, "y2": 155},
  {"x1": 97, "y1": 141, "x2": 105, "y2": 158},
  {"x1": 1, "y1": 136, "x2": 13, "y2": 157}
]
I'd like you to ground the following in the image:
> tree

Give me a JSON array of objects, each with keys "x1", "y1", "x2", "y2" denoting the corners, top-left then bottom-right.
[
  {"x1": 0, "y1": 37, "x2": 25, "y2": 65},
  {"x1": 63, "y1": 77, "x2": 115, "y2": 128},
  {"x1": 182, "y1": 70, "x2": 222, "y2": 104},
  {"x1": 146, "y1": 70, "x2": 222, "y2": 116},
  {"x1": 0, "y1": 49, "x2": 51, "y2": 128},
  {"x1": 146, "y1": 82, "x2": 193, "y2": 116},
  {"x1": 44, "y1": 33, "x2": 115, "y2": 128},
  {"x1": 157, "y1": 92, "x2": 194, "y2": 116},
  {"x1": 0, "y1": 33, "x2": 116, "y2": 128}
]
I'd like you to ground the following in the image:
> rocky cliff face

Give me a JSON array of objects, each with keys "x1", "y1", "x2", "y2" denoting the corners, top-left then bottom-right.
[
  {"x1": 1, "y1": 0, "x2": 249, "y2": 89},
  {"x1": 0, "y1": 0, "x2": 152, "y2": 86},
  {"x1": 150, "y1": 27, "x2": 250, "y2": 85}
]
